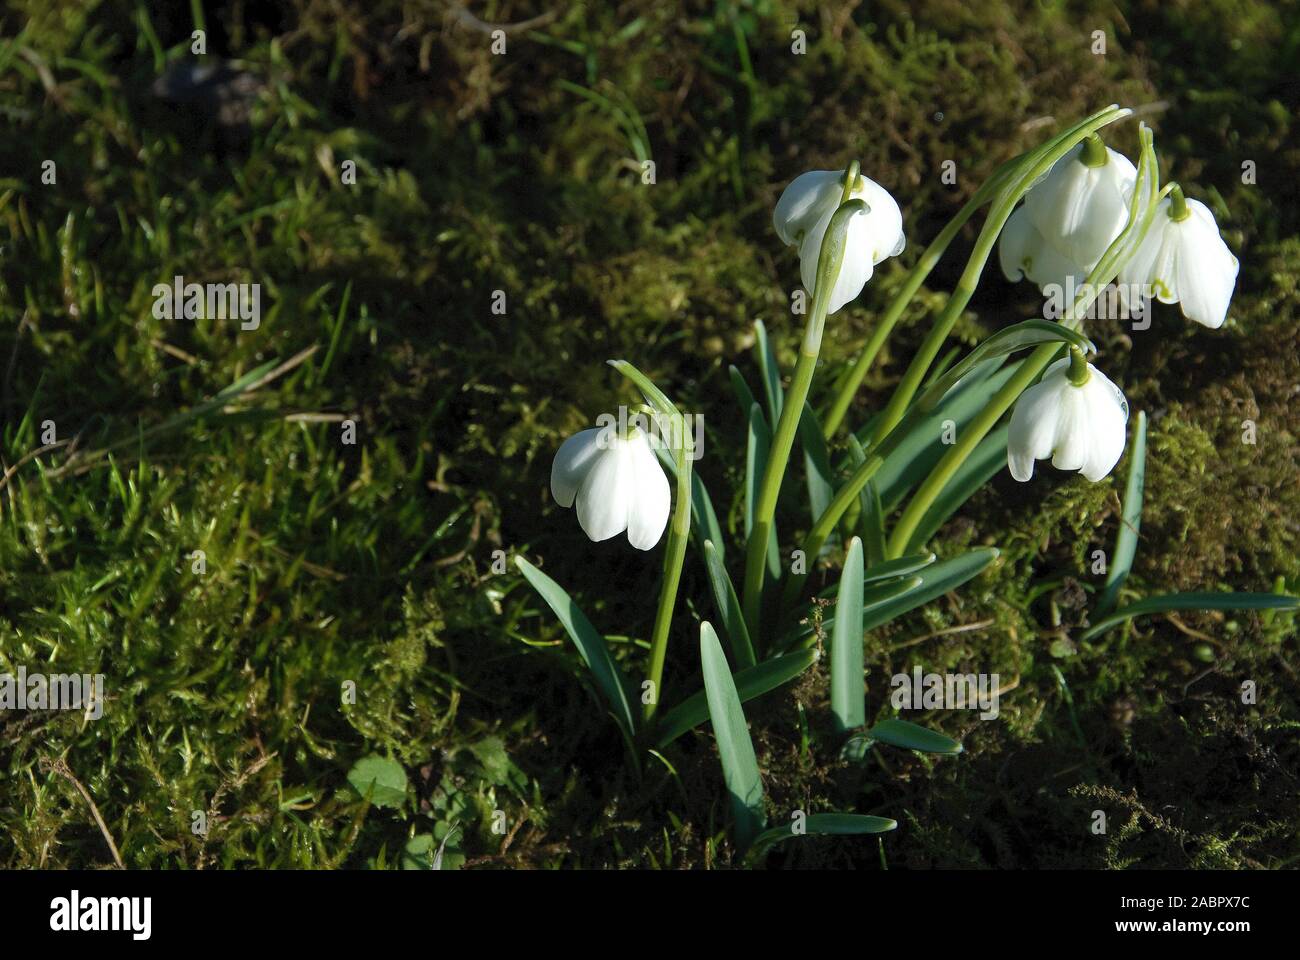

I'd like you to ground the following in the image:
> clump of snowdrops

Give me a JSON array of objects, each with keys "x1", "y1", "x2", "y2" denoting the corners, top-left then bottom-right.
[{"x1": 516, "y1": 106, "x2": 1296, "y2": 859}]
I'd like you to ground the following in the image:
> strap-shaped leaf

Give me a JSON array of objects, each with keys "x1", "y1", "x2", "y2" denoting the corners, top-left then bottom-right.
[
  {"x1": 860, "y1": 548, "x2": 999, "y2": 633},
  {"x1": 915, "y1": 320, "x2": 1095, "y2": 414},
  {"x1": 862, "y1": 717, "x2": 962, "y2": 755},
  {"x1": 831, "y1": 537, "x2": 866, "y2": 733},
  {"x1": 902, "y1": 425, "x2": 1009, "y2": 554},
  {"x1": 800, "y1": 401, "x2": 834, "y2": 535},
  {"x1": 703, "y1": 540, "x2": 756, "y2": 668},
  {"x1": 515, "y1": 557, "x2": 638, "y2": 737},
  {"x1": 746, "y1": 813, "x2": 897, "y2": 862},
  {"x1": 753, "y1": 319, "x2": 784, "y2": 426},
  {"x1": 700, "y1": 622, "x2": 766, "y2": 850},
  {"x1": 652, "y1": 647, "x2": 818, "y2": 749},
  {"x1": 848, "y1": 435, "x2": 887, "y2": 566},
  {"x1": 1080, "y1": 592, "x2": 1299, "y2": 641},
  {"x1": 784, "y1": 575, "x2": 925, "y2": 648},
  {"x1": 1096, "y1": 410, "x2": 1146, "y2": 616},
  {"x1": 869, "y1": 359, "x2": 1020, "y2": 512},
  {"x1": 745, "y1": 402, "x2": 781, "y2": 582},
  {"x1": 729, "y1": 365, "x2": 765, "y2": 432}
]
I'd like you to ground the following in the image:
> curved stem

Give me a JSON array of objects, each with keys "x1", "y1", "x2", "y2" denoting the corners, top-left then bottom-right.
[
  {"x1": 822, "y1": 166, "x2": 1013, "y2": 439},
  {"x1": 740, "y1": 191, "x2": 861, "y2": 638},
  {"x1": 865, "y1": 107, "x2": 1130, "y2": 453},
  {"x1": 886, "y1": 128, "x2": 1164, "y2": 558}
]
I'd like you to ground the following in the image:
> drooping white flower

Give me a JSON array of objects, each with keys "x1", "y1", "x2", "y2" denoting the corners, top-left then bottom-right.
[
  {"x1": 1007, "y1": 354, "x2": 1129, "y2": 483},
  {"x1": 1119, "y1": 191, "x2": 1238, "y2": 329},
  {"x1": 773, "y1": 169, "x2": 905, "y2": 314},
  {"x1": 999, "y1": 138, "x2": 1136, "y2": 293},
  {"x1": 550, "y1": 425, "x2": 671, "y2": 550}
]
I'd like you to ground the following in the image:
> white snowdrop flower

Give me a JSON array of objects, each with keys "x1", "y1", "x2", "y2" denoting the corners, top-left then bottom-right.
[
  {"x1": 999, "y1": 136, "x2": 1137, "y2": 292},
  {"x1": 549, "y1": 424, "x2": 671, "y2": 550},
  {"x1": 1007, "y1": 351, "x2": 1129, "y2": 483},
  {"x1": 774, "y1": 168, "x2": 905, "y2": 314},
  {"x1": 1119, "y1": 188, "x2": 1239, "y2": 329}
]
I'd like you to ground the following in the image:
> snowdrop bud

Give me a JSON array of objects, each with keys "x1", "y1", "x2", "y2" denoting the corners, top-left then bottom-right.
[
  {"x1": 550, "y1": 425, "x2": 671, "y2": 550},
  {"x1": 999, "y1": 137, "x2": 1137, "y2": 293},
  {"x1": 1119, "y1": 186, "x2": 1239, "y2": 329},
  {"x1": 1007, "y1": 351, "x2": 1129, "y2": 483},
  {"x1": 774, "y1": 168, "x2": 905, "y2": 314}
]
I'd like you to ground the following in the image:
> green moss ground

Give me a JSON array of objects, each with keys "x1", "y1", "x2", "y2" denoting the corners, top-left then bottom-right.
[{"x1": 1, "y1": 0, "x2": 1297, "y2": 868}]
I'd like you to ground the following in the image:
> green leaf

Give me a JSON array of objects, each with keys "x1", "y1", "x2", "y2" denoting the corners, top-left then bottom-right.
[
  {"x1": 729, "y1": 364, "x2": 764, "y2": 432},
  {"x1": 901, "y1": 425, "x2": 1009, "y2": 554},
  {"x1": 917, "y1": 320, "x2": 1095, "y2": 413},
  {"x1": 870, "y1": 359, "x2": 1020, "y2": 512},
  {"x1": 753, "y1": 320, "x2": 784, "y2": 426},
  {"x1": 860, "y1": 552, "x2": 938, "y2": 585},
  {"x1": 745, "y1": 402, "x2": 781, "y2": 583},
  {"x1": 700, "y1": 622, "x2": 766, "y2": 850},
  {"x1": 859, "y1": 549, "x2": 999, "y2": 635},
  {"x1": 848, "y1": 435, "x2": 886, "y2": 566},
  {"x1": 515, "y1": 556, "x2": 638, "y2": 737},
  {"x1": 862, "y1": 717, "x2": 962, "y2": 755},
  {"x1": 800, "y1": 401, "x2": 835, "y2": 535},
  {"x1": 346, "y1": 755, "x2": 408, "y2": 810},
  {"x1": 653, "y1": 647, "x2": 818, "y2": 748},
  {"x1": 747, "y1": 813, "x2": 897, "y2": 861},
  {"x1": 785, "y1": 574, "x2": 925, "y2": 648},
  {"x1": 1080, "y1": 591, "x2": 1300, "y2": 641},
  {"x1": 831, "y1": 537, "x2": 866, "y2": 733},
  {"x1": 703, "y1": 540, "x2": 757, "y2": 668},
  {"x1": 1096, "y1": 410, "x2": 1146, "y2": 616}
]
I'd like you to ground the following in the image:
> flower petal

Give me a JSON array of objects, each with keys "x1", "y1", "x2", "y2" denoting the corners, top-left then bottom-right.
[
  {"x1": 575, "y1": 440, "x2": 632, "y2": 542},
  {"x1": 625, "y1": 433, "x2": 672, "y2": 550},
  {"x1": 1172, "y1": 200, "x2": 1238, "y2": 329},
  {"x1": 773, "y1": 170, "x2": 840, "y2": 247},
  {"x1": 550, "y1": 428, "x2": 605, "y2": 508},
  {"x1": 1007, "y1": 360, "x2": 1071, "y2": 481}
]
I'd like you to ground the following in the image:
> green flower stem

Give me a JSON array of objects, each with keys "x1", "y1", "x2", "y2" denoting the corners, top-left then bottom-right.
[
  {"x1": 864, "y1": 107, "x2": 1130, "y2": 452},
  {"x1": 780, "y1": 109, "x2": 1137, "y2": 614},
  {"x1": 644, "y1": 417, "x2": 693, "y2": 722},
  {"x1": 741, "y1": 191, "x2": 864, "y2": 638},
  {"x1": 821, "y1": 175, "x2": 1004, "y2": 439},
  {"x1": 885, "y1": 129, "x2": 1166, "y2": 560}
]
